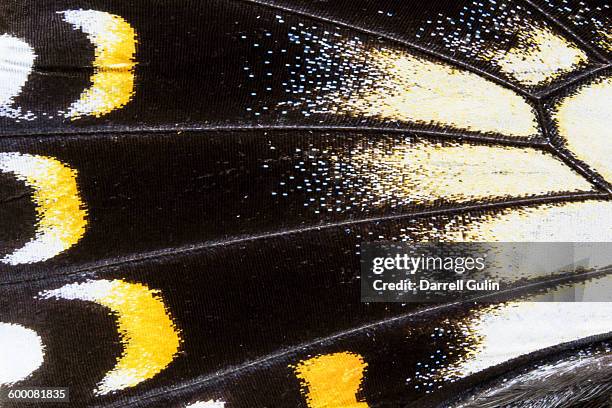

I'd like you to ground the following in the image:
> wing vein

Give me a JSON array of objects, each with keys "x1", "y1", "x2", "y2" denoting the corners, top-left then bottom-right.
[{"x1": 1, "y1": 192, "x2": 607, "y2": 288}]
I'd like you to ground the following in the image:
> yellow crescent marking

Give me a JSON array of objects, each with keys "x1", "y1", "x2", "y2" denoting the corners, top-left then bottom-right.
[
  {"x1": 60, "y1": 10, "x2": 137, "y2": 119},
  {"x1": 293, "y1": 352, "x2": 368, "y2": 408},
  {"x1": 40, "y1": 280, "x2": 181, "y2": 395},
  {"x1": 482, "y1": 24, "x2": 588, "y2": 86},
  {"x1": 553, "y1": 75, "x2": 612, "y2": 182},
  {"x1": 0, "y1": 153, "x2": 87, "y2": 265}
]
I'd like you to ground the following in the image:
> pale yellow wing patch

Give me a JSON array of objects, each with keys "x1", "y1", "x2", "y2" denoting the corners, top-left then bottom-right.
[
  {"x1": 335, "y1": 143, "x2": 592, "y2": 204},
  {"x1": 482, "y1": 24, "x2": 588, "y2": 86},
  {"x1": 328, "y1": 48, "x2": 538, "y2": 137},
  {"x1": 439, "y1": 298, "x2": 612, "y2": 381},
  {"x1": 283, "y1": 31, "x2": 539, "y2": 138},
  {"x1": 404, "y1": 201, "x2": 612, "y2": 242},
  {"x1": 553, "y1": 75, "x2": 612, "y2": 182},
  {"x1": 282, "y1": 140, "x2": 592, "y2": 214},
  {"x1": 415, "y1": 4, "x2": 590, "y2": 87}
]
